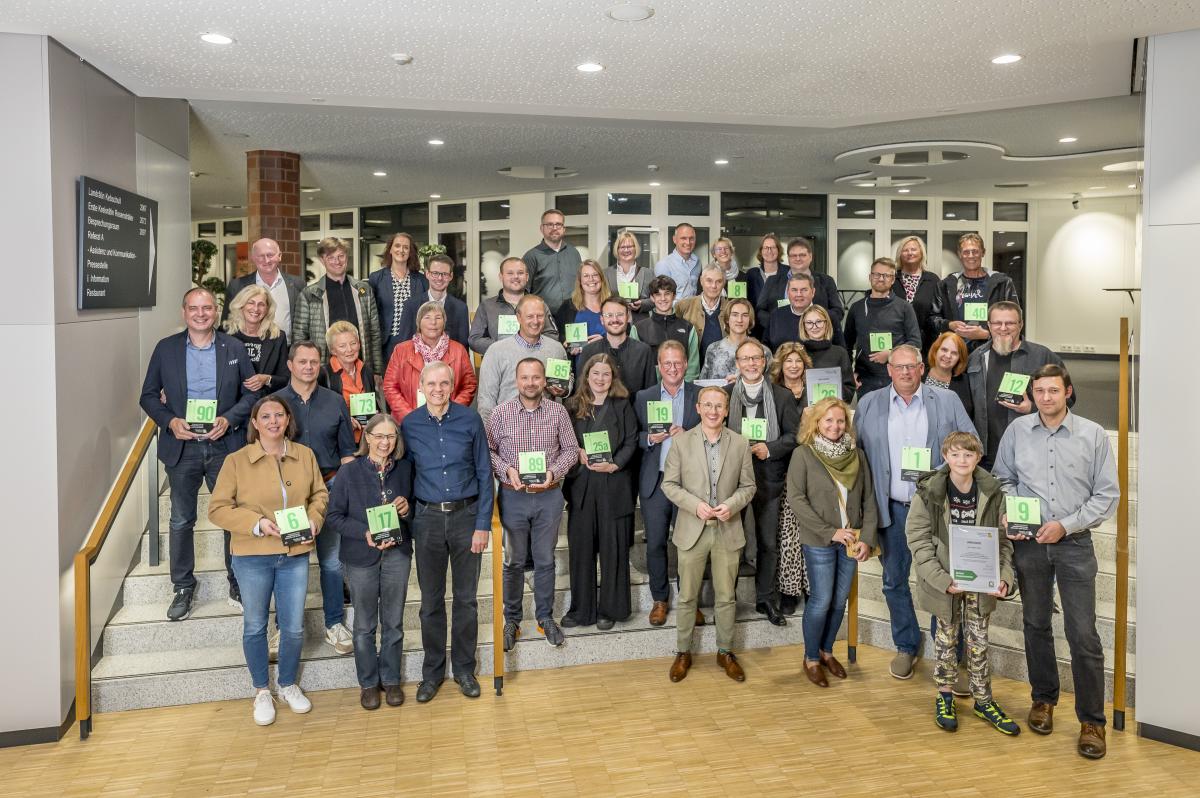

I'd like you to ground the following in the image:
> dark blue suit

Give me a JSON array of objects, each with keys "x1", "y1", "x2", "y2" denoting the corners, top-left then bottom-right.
[
  {"x1": 368, "y1": 269, "x2": 429, "y2": 364},
  {"x1": 634, "y1": 381, "x2": 701, "y2": 603},
  {"x1": 139, "y1": 330, "x2": 258, "y2": 590}
]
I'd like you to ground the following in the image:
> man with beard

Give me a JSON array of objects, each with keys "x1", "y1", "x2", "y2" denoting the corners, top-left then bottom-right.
[{"x1": 965, "y1": 301, "x2": 1072, "y2": 468}]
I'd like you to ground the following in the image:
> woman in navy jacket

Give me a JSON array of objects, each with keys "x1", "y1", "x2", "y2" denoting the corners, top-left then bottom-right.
[{"x1": 325, "y1": 413, "x2": 414, "y2": 710}]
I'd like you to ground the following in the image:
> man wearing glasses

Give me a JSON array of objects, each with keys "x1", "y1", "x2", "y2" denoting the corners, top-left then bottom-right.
[
  {"x1": 855, "y1": 344, "x2": 975, "y2": 679},
  {"x1": 843, "y1": 257, "x2": 922, "y2": 396},
  {"x1": 965, "y1": 301, "x2": 1072, "y2": 468},
  {"x1": 400, "y1": 254, "x2": 469, "y2": 350},
  {"x1": 580, "y1": 297, "x2": 657, "y2": 395},
  {"x1": 523, "y1": 209, "x2": 582, "y2": 313}
]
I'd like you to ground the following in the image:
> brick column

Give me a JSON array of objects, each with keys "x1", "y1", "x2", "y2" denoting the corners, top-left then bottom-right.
[{"x1": 246, "y1": 150, "x2": 301, "y2": 277}]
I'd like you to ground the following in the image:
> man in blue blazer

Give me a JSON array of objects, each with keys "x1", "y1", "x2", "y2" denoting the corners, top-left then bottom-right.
[
  {"x1": 140, "y1": 287, "x2": 259, "y2": 622},
  {"x1": 854, "y1": 344, "x2": 975, "y2": 680},
  {"x1": 634, "y1": 341, "x2": 701, "y2": 627},
  {"x1": 394, "y1": 255, "x2": 470, "y2": 360}
]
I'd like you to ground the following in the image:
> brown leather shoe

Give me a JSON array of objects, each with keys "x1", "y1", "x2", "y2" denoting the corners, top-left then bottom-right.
[
  {"x1": 804, "y1": 659, "x2": 828, "y2": 687},
  {"x1": 717, "y1": 651, "x2": 746, "y2": 682},
  {"x1": 1078, "y1": 723, "x2": 1106, "y2": 759},
  {"x1": 360, "y1": 686, "x2": 381, "y2": 710},
  {"x1": 695, "y1": 609, "x2": 706, "y2": 626},
  {"x1": 820, "y1": 652, "x2": 847, "y2": 679},
  {"x1": 669, "y1": 652, "x2": 692, "y2": 682},
  {"x1": 648, "y1": 601, "x2": 668, "y2": 626},
  {"x1": 385, "y1": 684, "x2": 404, "y2": 707},
  {"x1": 1028, "y1": 702, "x2": 1054, "y2": 735}
]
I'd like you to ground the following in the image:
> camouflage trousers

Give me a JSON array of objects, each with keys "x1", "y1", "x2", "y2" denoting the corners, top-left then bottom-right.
[{"x1": 933, "y1": 592, "x2": 993, "y2": 703}]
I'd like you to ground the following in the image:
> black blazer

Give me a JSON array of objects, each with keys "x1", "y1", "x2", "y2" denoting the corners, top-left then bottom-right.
[
  {"x1": 394, "y1": 290, "x2": 470, "y2": 361},
  {"x1": 232, "y1": 330, "x2": 290, "y2": 393},
  {"x1": 634, "y1": 381, "x2": 701, "y2": 499},
  {"x1": 368, "y1": 268, "x2": 430, "y2": 361},
  {"x1": 221, "y1": 272, "x2": 306, "y2": 326},
  {"x1": 566, "y1": 397, "x2": 639, "y2": 517},
  {"x1": 892, "y1": 269, "x2": 944, "y2": 356},
  {"x1": 723, "y1": 381, "x2": 800, "y2": 484},
  {"x1": 139, "y1": 331, "x2": 259, "y2": 467}
]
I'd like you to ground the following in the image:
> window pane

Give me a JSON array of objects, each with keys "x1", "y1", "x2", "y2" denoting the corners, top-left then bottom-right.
[
  {"x1": 300, "y1": 214, "x2": 321, "y2": 233},
  {"x1": 437, "y1": 231, "x2": 468, "y2": 300},
  {"x1": 942, "y1": 201, "x2": 979, "y2": 221},
  {"x1": 891, "y1": 199, "x2": 927, "y2": 220},
  {"x1": 993, "y1": 231, "x2": 1027, "y2": 307},
  {"x1": 608, "y1": 193, "x2": 652, "y2": 215},
  {"x1": 197, "y1": 222, "x2": 217, "y2": 238},
  {"x1": 479, "y1": 229, "x2": 510, "y2": 300},
  {"x1": 993, "y1": 202, "x2": 1028, "y2": 222},
  {"x1": 565, "y1": 226, "x2": 591, "y2": 260},
  {"x1": 479, "y1": 199, "x2": 510, "y2": 221},
  {"x1": 941, "y1": 230, "x2": 980, "y2": 273},
  {"x1": 329, "y1": 211, "x2": 355, "y2": 230},
  {"x1": 668, "y1": 194, "x2": 710, "y2": 216},
  {"x1": 836, "y1": 229, "x2": 875, "y2": 292},
  {"x1": 222, "y1": 219, "x2": 243, "y2": 237},
  {"x1": 555, "y1": 193, "x2": 589, "y2": 216},
  {"x1": 837, "y1": 198, "x2": 875, "y2": 219},
  {"x1": 608, "y1": 226, "x2": 656, "y2": 270},
  {"x1": 437, "y1": 203, "x2": 467, "y2": 224}
]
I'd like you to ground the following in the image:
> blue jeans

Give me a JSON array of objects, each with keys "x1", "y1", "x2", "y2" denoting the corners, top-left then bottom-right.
[
  {"x1": 879, "y1": 500, "x2": 921, "y2": 655},
  {"x1": 314, "y1": 520, "x2": 345, "y2": 628},
  {"x1": 801, "y1": 543, "x2": 857, "y2": 661},
  {"x1": 232, "y1": 552, "x2": 309, "y2": 689},
  {"x1": 499, "y1": 488, "x2": 564, "y2": 623},
  {"x1": 344, "y1": 548, "x2": 412, "y2": 689},
  {"x1": 166, "y1": 438, "x2": 235, "y2": 590}
]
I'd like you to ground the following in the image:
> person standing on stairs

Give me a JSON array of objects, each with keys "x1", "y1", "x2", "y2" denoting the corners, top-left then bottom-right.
[
  {"x1": 992, "y1": 363, "x2": 1119, "y2": 760},
  {"x1": 209, "y1": 395, "x2": 329, "y2": 726},
  {"x1": 271, "y1": 341, "x2": 357, "y2": 656},
  {"x1": 139, "y1": 287, "x2": 258, "y2": 622}
]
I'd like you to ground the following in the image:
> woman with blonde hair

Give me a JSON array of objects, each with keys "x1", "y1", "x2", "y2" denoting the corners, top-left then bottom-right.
[
  {"x1": 226, "y1": 284, "x2": 290, "y2": 393},
  {"x1": 798, "y1": 305, "x2": 855, "y2": 400},
  {"x1": 711, "y1": 236, "x2": 740, "y2": 283},
  {"x1": 605, "y1": 230, "x2": 654, "y2": 320},
  {"x1": 320, "y1": 320, "x2": 384, "y2": 440},
  {"x1": 770, "y1": 341, "x2": 816, "y2": 613},
  {"x1": 786, "y1": 396, "x2": 877, "y2": 687},
  {"x1": 769, "y1": 341, "x2": 814, "y2": 412},
  {"x1": 553, "y1": 258, "x2": 609, "y2": 359},
  {"x1": 892, "y1": 235, "x2": 943, "y2": 354}
]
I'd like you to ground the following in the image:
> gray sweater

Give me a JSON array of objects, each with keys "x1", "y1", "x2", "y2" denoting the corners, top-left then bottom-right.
[
  {"x1": 476, "y1": 335, "x2": 569, "y2": 421},
  {"x1": 468, "y1": 292, "x2": 560, "y2": 355}
]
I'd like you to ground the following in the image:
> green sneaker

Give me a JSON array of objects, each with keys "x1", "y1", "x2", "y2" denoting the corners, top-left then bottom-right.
[
  {"x1": 935, "y1": 693, "x2": 958, "y2": 732},
  {"x1": 975, "y1": 700, "x2": 1021, "y2": 736}
]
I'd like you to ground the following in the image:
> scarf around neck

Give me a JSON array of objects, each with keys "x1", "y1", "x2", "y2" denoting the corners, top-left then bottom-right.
[
  {"x1": 413, "y1": 332, "x2": 450, "y2": 363},
  {"x1": 729, "y1": 378, "x2": 780, "y2": 442},
  {"x1": 810, "y1": 433, "x2": 859, "y2": 490}
]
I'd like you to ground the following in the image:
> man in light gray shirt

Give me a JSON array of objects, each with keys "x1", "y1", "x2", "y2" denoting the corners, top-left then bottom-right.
[
  {"x1": 992, "y1": 363, "x2": 1118, "y2": 760},
  {"x1": 475, "y1": 294, "x2": 568, "y2": 422},
  {"x1": 523, "y1": 209, "x2": 582, "y2": 313}
]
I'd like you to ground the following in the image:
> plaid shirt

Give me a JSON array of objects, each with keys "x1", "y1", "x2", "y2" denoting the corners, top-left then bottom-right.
[{"x1": 485, "y1": 395, "x2": 578, "y2": 482}]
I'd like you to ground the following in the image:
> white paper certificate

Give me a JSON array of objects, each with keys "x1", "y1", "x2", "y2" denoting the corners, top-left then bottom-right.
[{"x1": 949, "y1": 524, "x2": 1001, "y2": 594}]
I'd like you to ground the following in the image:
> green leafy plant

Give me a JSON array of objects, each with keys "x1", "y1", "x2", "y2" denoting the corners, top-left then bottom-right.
[
  {"x1": 192, "y1": 239, "x2": 226, "y2": 303},
  {"x1": 417, "y1": 242, "x2": 447, "y2": 264}
]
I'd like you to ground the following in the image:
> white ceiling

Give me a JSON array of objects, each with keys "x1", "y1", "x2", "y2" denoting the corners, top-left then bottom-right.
[{"x1": 4, "y1": 0, "x2": 1193, "y2": 214}]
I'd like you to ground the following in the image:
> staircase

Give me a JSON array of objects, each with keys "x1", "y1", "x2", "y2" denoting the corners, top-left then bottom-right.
[{"x1": 90, "y1": 432, "x2": 1136, "y2": 714}]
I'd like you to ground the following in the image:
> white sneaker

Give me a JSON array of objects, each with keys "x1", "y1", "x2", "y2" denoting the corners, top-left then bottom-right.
[
  {"x1": 325, "y1": 622, "x2": 354, "y2": 655},
  {"x1": 268, "y1": 625, "x2": 280, "y2": 663},
  {"x1": 277, "y1": 683, "x2": 312, "y2": 714},
  {"x1": 253, "y1": 690, "x2": 276, "y2": 726}
]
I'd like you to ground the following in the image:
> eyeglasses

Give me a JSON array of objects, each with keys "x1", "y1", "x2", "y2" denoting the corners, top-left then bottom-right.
[
  {"x1": 803, "y1": 320, "x2": 826, "y2": 328},
  {"x1": 989, "y1": 320, "x2": 1020, "y2": 328},
  {"x1": 869, "y1": 272, "x2": 895, "y2": 280},
  {"x1": 367, "y1": 433, "x2": 397, "y2": 441},
  {"x1": 427, "y1": 270, "x2": 452, "y2": 279},
  {"x1": 890, "y1": 363, "x2": 921, "y2": 372},
  {"x1": 601, "y1": 312, "x2": 627, "y2": 320},
  {"x1": 699, "y1": 402, "x2": 726, "y2": 411},
  {"x1": 736, "y1": 354, "x2": 765, "y2": 363},
  {"x1": 541, "y1": 221, "x2": 565, "y2": 229}
]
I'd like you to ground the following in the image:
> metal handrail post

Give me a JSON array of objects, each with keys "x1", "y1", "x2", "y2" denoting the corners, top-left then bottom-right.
[{"x1": 148, "y1": 432, "x2": 160, "y2": 567}]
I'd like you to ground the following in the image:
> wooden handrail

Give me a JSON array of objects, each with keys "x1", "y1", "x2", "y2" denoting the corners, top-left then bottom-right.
[{"x1": 74, "y1": 417, "x2": 158, "y2": 740}]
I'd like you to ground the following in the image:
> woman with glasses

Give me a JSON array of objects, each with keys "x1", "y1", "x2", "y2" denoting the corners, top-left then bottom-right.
[
  {"x1": 605, "y1": 230, "x2": 655, "y2": 322},
  {"x1": 843, "y1": 258, "x2": 921, "y2": 396},
  {"x1": 698, "y1": 298, "x2": 771, "y2": 382},
  {"x1": 382, "y1": 301, "x2": 476, "y2": 423},
  {"x1": 798, "y1": 305, "x2": 855, "y2": 401},
  {"x1": 325, "y1": 413, "x2": 414, "y2": 711},
  {"x1": 745, "y1": 234, "x2": 784, "y2": 319},
  {"x1": 711, "y1": 236, "x2": 740, "y2": 283}
]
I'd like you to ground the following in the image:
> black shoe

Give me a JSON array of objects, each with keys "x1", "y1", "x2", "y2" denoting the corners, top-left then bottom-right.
[
  {"x1": 755, "y1": 601, "x2": 788, "y2": 626},
  {"x1": 779, "y1": 594, "x2": 799, "y2": 615},
  {"x1": 560, "y1": 615, "x2": 581, "y2": 628},
  {"x1": 454, "y1": 674, "x2": 481, "y2": 698},
  {"x1": 596, "y1": 617, "x2": 615, "y2": 630},
  {"x1": 415, "y1": 680, "x2": 442, "y2": 703},
  {"x1": 167, "y1": 587, "x2": 194, "y2": 621}
]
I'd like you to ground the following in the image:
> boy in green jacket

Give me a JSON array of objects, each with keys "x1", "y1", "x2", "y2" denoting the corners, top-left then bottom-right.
[{"x1": 907, "y1": 431, "x2": 1018, "y2": 735}]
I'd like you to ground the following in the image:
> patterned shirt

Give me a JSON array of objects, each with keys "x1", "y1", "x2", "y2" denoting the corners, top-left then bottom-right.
[
  {"x1": 900, "y1": 271, "x2": 921, "y2": 303},
  {"x1": 485, "y1": 395, "x2": 578, "y2": 483},
  {"x1": 703, "y1": 434, "x2": 722, "y2": 505},
  {"x1": 390, "y1": 272, "x2": 414, "y2": 337}
]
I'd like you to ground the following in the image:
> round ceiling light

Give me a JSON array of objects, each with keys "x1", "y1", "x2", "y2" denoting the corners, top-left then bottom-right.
[
  {"x1": 606, "y1": 4, "x2": 655, "y2": 21},
  {"x1": 714, "y1": 159, "x2": 729, "y2": 165},
  {"x1": 649, "y1": 181, "x2": 661, "y2": 186},
  {"x1": 200, "y1": 32, "x2": 234, "y2": 45},
  {"x1": 1058, "y1": 136, "x2": 1078, "y2": 143},
  {"x1": 897, "y1": 188, "x2": 911, "y2": 193},
  {"x1": 428, "y1": 139, "x2": 444, "y2": 146},
  {"x1": 991, "y1": 53, "x2": 1022, "y2": 65},
  {"x1": 576, "y1": 62, "x2": 605, "y2": 73},
  {"x1": 429, "y1": 194, "x2": 441, "y2": 199},
  {"x1": 372, "y1": 171, "x2": 387, "y2": 177}
]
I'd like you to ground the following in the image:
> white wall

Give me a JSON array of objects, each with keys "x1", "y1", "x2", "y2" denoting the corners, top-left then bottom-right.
[
  {"x1": 1136, "y1": 28, "x2": 1200, "y2": 747},
  {"x1": 1027, "y1": 197, "x2": 1140, "y2": 354}
]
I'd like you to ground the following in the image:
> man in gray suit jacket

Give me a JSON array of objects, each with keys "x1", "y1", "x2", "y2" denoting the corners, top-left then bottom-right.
[
  {"x1": 855, "y1": 344, "x2": 975, "y2": 680},
  {"x1": 662, "y1": 386, "x2": 757, "y2": 684}
]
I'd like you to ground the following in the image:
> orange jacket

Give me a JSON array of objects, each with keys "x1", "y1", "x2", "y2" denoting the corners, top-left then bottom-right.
[{"x1": 382, "y1": 338, "x2": 477, "y2": 423}]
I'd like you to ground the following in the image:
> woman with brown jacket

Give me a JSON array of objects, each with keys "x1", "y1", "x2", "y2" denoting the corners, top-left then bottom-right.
[{"x1": 210, "y1": 395, "x2": 329, "y2": 727}]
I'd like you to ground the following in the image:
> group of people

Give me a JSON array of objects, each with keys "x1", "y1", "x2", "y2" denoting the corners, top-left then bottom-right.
[{"x1": 138, "y1": 212, "x2": 1118, "y2": 760}]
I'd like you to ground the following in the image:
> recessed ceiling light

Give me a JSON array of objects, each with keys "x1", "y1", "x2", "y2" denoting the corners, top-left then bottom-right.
[
  {"x1": 897, "y1": 188, "x2": 911, "y2": 194},
  {"x1": 649, "y1": 181, "x2": 661, "y2": 186},
  {"x1": 391, "y1": 53, "x2": 414, "y2": 66},
  {"x1": 427, "y1": 139, "x2": 444, "y2": 146},
  {"x1": 1058, "y1": 136, "x2": 1078, "y2": 143},
  {"x1": 372, "y1": 171, "x2": 387, "y2": 177},
  {"x1": 576, "y1": 62, "x2": 605, "y2": 73},
  {"x1": 429, "y1": 194, "x2": 441, "y2": 199},
  {"x1": 606, "y1": 4, "x2": 655, "y2": 22},
  {"x1": 991, "y1": 53, "x2": 1022, "y2": 65},
  {"x1": 200, "y1": 32, "x2": 234, "y2": 45},
  {"x1": 1088, "y1": 185, "x2": 1105, "y2": 190},
  {"x1": 799, "y1": 185, "x2": 808, "y2": 190},
  {"x1": 714, "y1": 158, "x2": 729, "y2": 165},
  {"x1": 1103, "y1": 160, "x2": 1143, "y2": 172}
]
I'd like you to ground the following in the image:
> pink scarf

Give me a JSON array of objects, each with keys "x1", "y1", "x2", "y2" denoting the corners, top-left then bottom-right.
[{"x1": 413, "y1": 333, "x2": 450, "y2": 363}]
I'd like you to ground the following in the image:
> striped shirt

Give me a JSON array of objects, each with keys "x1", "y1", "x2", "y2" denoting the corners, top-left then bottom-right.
[{"x1": 485, "y1": 395, "x2": 578, "y2": 483}]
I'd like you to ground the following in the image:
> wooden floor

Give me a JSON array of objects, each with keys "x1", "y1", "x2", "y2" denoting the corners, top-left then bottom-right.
[{"x1": 3, "y1": 643, "x2": 1195, "y2": 798}]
